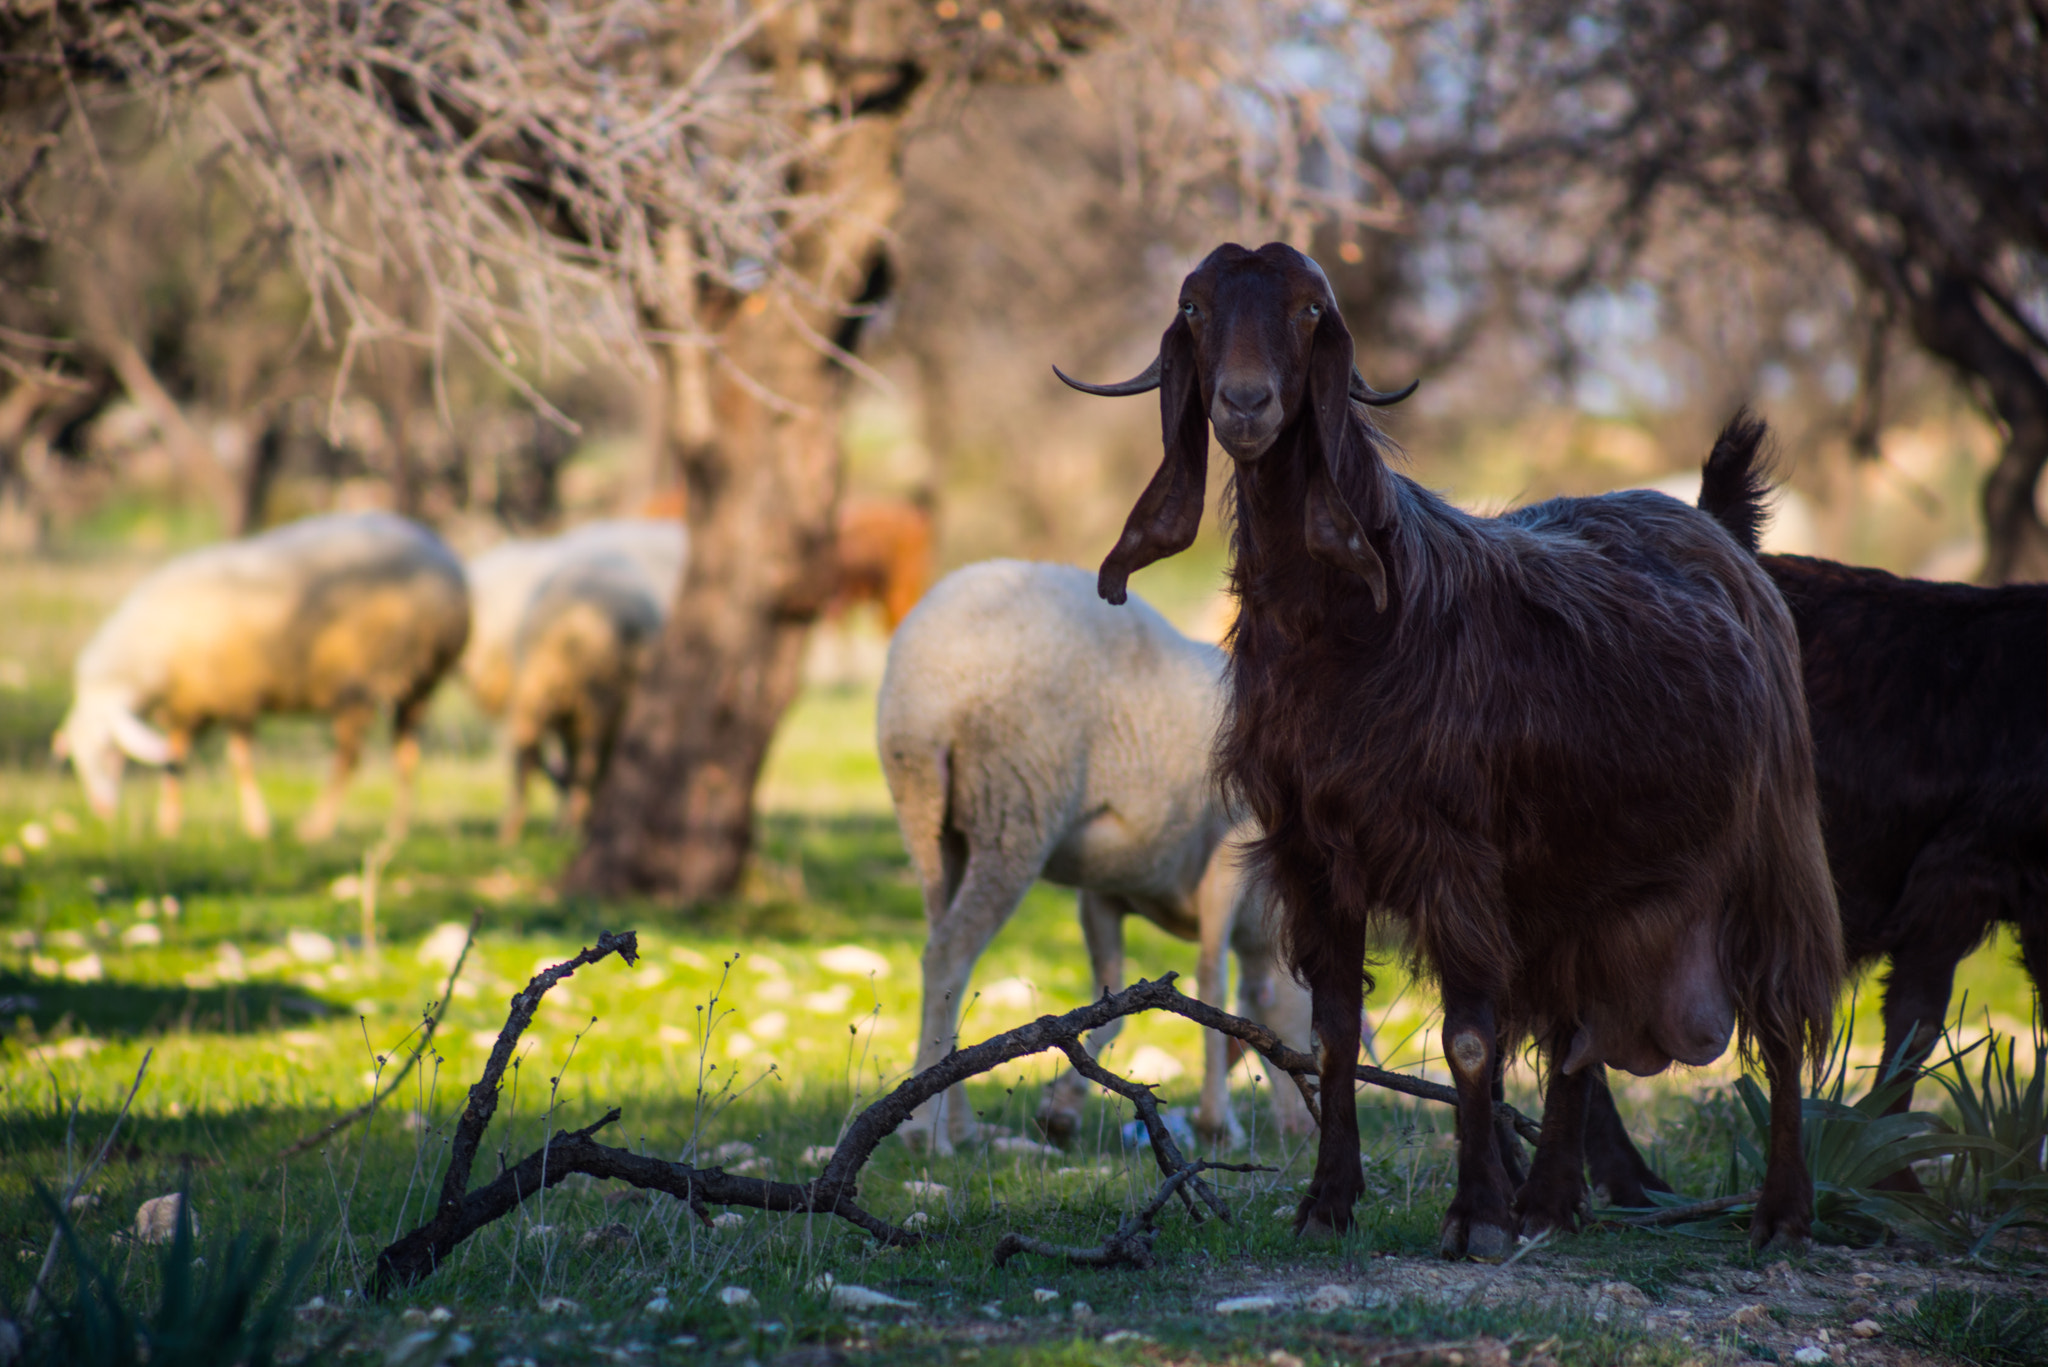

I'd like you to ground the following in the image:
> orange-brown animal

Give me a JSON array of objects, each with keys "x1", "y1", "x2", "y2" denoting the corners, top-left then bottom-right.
[{"x1": 642, "y1": 489, "x2": 931, "y2": 631}]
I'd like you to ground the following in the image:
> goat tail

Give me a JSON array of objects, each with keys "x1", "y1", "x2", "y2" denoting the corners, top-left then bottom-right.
[{"x1": 1697, "y1": 407, "x2": 1779, "y2": 554}]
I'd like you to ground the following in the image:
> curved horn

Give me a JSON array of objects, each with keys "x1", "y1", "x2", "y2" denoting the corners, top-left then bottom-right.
[
  {"x1": 1054, "y1": 355, "x2": 1162, "y2": 397},
  {"x1": 1349, "y1": 372, "x2": 1419, "y2": 407}
]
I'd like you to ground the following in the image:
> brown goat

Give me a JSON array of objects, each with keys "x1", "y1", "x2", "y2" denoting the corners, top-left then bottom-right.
[{"x1": 1058, "y1": 242, "x2": 1842, "y2": 1254}]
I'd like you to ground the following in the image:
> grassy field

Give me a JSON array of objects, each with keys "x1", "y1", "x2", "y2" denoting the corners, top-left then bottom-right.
[{"x1": 1, "y1": 557, "x2": 2043, "y2": 1366}]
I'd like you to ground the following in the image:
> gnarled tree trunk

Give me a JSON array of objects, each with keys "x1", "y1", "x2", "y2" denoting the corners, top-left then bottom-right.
[{"x1": 565, "y1": 111, "x2": 903, "y2": 900}]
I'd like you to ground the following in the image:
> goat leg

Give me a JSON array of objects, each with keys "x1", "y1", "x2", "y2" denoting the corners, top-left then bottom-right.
[
  {"x1": 1582, "y1": 1068, "x2": 1672, "y2": 1208},
  {"x1": 1293, "y1": 915, "x2": 1368, "y2": 1239},
  {"x1": 1512, "y1": 1030, "x2": 1591, "y2": 1237},
  {"x1": 1749, "y1": 1031, "x2": 1813, "y2": 1250},
  {"x1": 1436, "y1": 987, "x2": 1515, "y2": 1260}
]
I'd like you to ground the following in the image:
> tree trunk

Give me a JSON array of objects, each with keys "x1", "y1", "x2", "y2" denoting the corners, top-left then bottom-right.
[
  {"x1": 1909, "y1": 276, "x2": 2048, "y2": 584},
  {"x1": 564, "y1": 112, "x2": 904, "y2": 901}
]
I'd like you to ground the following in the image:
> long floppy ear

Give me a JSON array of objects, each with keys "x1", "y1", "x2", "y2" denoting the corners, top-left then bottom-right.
[
  {"x1": 1301, "y1": 307, "x2": 1392, "y2": 607},
  {"x1": 1097, "y1": 316, "x2": 1208, "y2": 605}
]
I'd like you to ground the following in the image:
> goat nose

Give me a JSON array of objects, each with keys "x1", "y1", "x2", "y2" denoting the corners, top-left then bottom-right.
[{"x1": 1219, "y1": 383, "x2": 1272, "y2": 419}]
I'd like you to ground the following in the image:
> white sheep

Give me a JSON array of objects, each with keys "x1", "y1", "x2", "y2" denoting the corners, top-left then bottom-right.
[
  {"x1": 460, "y1": 520, "x2": 685, "y2": 841},
  {"x1": 55, "y1": 511, "x2": 470, "y2": 839},
  {"x1": 878, "y1": 559, "x2": 1313, "y2": 1155}
]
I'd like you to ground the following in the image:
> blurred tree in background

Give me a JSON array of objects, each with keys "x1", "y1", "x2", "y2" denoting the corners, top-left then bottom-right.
[{"x1": 1365, "y1": 0, "x2": 2048, "y2": 579}]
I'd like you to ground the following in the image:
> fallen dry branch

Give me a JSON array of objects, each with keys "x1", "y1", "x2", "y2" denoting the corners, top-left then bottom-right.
[
  {"x1": 374, "y1": 938, "x2": 1550, "y2": 1296},
  {"x1": 993, "y1": 1159, "x2": 1272, "y2": 1270},
  {"x1": 275, "y1": 911, "x2": 479, "y2": 1163},
  {"x1": 1605, "y1": 1190, "x2": 1759, "y2": 1228}
]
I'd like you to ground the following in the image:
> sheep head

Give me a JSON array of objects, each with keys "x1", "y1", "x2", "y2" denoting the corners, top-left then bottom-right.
[
  {"x1": 53, "y1": 688, "x2": 175, "y2": 818},
  {"x1": 1056, "y1": 242, "x2": 1414, "y2": 608}
]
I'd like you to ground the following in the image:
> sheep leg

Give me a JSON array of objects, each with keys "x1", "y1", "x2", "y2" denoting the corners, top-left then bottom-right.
[
  {"x1": 905, "y1": 848, "x2": 1041, "y2": 1156},
  {"x1": 1038, "y1": 890, "x2": 1130, "y2": 1146},
  {"x1": 1511, "y1": 1031, "x2": 1590, "y2": 1237},
  {"x1": 558, "y1": 706, "x2": 604, "y2": 832},
  {"x1": 154, "y1": 728, "x2": 191, "y2": 838},
  {"x1": 298, "y1": 707, "x2": 369, "y2": 841},
  {"x1": 225, "y1": 729, "x2": 272, "y2": 839},
  {"x1": 1294, "y1": 914, "x2": 1368, "y2": 1239},
  {"x1": 1581, "y1": 1068, "x2": 1672, "y2": 1208},
  {"x1": 1236, "y1": 941, "x2": 1317, "y2": 1136},
  {"x1": 1436, "y1": 989, "x2": 1516, "y2": 1260},
  {"x1": 1190, "y1": 848, "x2": 1247, "y2": 1148},
  {"x1": 498, "y1": 743, "x2": 538, "y2": 846},
  {"x1": 386, "y1": 698, "x2": 428, "y2": 840},
  {"x1": 1749, "y1": 1030, "x2": 1813, "y2": 1249}
]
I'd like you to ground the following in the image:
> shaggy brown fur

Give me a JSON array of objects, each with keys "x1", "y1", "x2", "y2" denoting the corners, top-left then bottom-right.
[
  {"x1": 1584, "y1": 411, "x2": 2048, "y2": 1202},
  {"x1": 1059, "y1": 243, "x2": 1843, "y2": 1254}
]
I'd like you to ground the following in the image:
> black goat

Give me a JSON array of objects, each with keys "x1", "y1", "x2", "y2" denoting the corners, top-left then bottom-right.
[
  {"x1": 1058, "y1": 243, "x2": 1842, "y2": 1253},
  {"x1": 1583, "y1": 413, "x2": 2048, "y2": 1201}
]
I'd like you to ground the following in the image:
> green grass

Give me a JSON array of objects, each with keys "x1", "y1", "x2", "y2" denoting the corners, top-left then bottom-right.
[
  {"x1": 2, "y1": 558, "x2": 2044, "y2": 1364},
  {"x1": 1889, "y1": 1289, "x2": 2048, "y2": 1367}
]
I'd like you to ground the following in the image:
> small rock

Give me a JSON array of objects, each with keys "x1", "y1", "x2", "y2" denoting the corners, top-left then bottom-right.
[
  {"x1": 992, "y1": 1136, "x2": 1061, "y2": 1157},
  {"x1": 1273, "y1": 1205, "x2": 1296, "y2": 1220},
  {"x1": 1850, "y1": 1273, "x2": 1879, "y2": 1290},
  {"x1": 718, "y1": 1286, "x2": 755, "y2": 1308},
  {"x1": 296, "y1": 1296, "x2": 339, "y2": 1323},
  {"x1": 536, "y1": 1296, "x2": 581, "y2": 1316},
  {"x1": 1101, "y1": 1330, "x2": 1150, "y2": 1345},
  {"x1": 902, "y1": 1180, "x2": 949, "y2": 1199},
  {"x1": 802, "y1": 1145, "x2": 836, "y2": 1164},
  {"x1": 427, "y1": 1307, "x2": 453, "y2": 1324},
  {"x1": 122, "y1": 924, "x2": 163, "y2": 948},
  {"x1": 1793, "y1": 1348, "x2": 1829, "y2": 1365},
  {"x1": 134, "y1": 1194, "x2": 194, "y2": 1245},
  {"x1": 1304, "y1": 1284, "x2": 1361, "y2": 1313},
  {"x1": 829, "y1": 1284, "x2": 915, "y2": 1311},
  {"x1": 1763, "y1": 1263, "x2": 1804, "y2": 1295},
  {"x1": 576, "y1": 1222, "x2": 633, "y2": 1251},
  {"x1": 902, "y1": 1211, "x2": 931, "y2": 1230},
  {"x1": 1595, "y1": 1282, "x2": 1649, "y2": 1307},
  {"x1": 402, "y1": 1309, "x2": 430, "y2": 1326},
  {"x1": 1032, "y1": 1288, "x2": 1059, "y2": 1304},
  {"x1": 1269, "y1": 1353, "x2": 1306, "y2": 1367},
  {"x1": 19, "y1": 823, "x2": 48, "y2": 851},
  {"x1": 1071, "y1": 1301, "x2": 1094, "y2": 1320},
  {"x1": 1894, "y1": 1296, "x2": 1919, "y2": 1318},
  {"x1": 1731, "y1": 1304, "x2": 1771, "y2": 1326},
  {"x1": 384, "y1": 1328, "x2": 472, "y2": 1367},
  {"x1": 644, "y1": 1297, "x2": 671, "y2": 1315},
  {"x1": 710, "y1": 1212, "x2": 745, "y2": 1231},
  {"x1": 712, "y1": 1141, "x2": 756, "y2": 1163},
  {"x1": 1850, "y1": 1320, "x2": 1881, "y2": 1339},
  {"x1": 1216, "y1": 1296, "x2": 1280, "y2": 1314}
]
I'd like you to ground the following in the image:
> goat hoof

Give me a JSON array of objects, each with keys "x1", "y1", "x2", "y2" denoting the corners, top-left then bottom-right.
[{"x1": 1439, "y1": 1213, "x2": 1513, "y2": 1261}]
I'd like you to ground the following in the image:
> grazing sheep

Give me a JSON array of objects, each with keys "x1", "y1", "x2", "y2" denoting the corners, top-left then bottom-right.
[
  {"x1": 460, "y1": 520, "x2": 685, "y2": 842},
  {"x1": 1580, "y1": 412, "x2": 2048, "y2": 1201},
  {"x1": 1058, "y1": 243, "x2": 1841, "y2": 1253},
  {"x1": 55, "y1": 511, "x2": 469, "y2": 839},
  {"x1": 880, "y1": 559, "x2": 1314, "y2": 1155}
]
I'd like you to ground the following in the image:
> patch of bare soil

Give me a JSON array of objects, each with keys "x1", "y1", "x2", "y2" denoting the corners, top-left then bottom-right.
[{"x1": 1199, "y1": 1242, "x2": 2045, "y2": 1366}]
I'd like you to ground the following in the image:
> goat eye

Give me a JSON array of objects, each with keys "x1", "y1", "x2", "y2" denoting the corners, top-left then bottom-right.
[
  {"x1": 1181, "y1": 301, "x2": 1198, "y2": 318},
  {"x1": 1306, "y1": 303, "x2": 1323, "y2": 318}
]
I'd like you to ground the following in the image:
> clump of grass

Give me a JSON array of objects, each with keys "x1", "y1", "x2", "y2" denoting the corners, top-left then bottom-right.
[
  {"x1": 10, "y1": 1186, "x2": 324, "y2": 1367},
  {"x1": 1888, "y1": 1288, "x2": 2048, "y2": 1367}
]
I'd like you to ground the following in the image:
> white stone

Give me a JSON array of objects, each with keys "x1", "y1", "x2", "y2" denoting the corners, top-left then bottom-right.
[
  {"x1": 902, "y1": 1211, "x2": 931, "y2": 1230},
  {"x1": 1792, "y1": 1348, "x2": 1829, "y2": 1365},
  {"x1": 287, "y1": 929, "x2": 337, "y2": 964},
  {"x1": 829, "y1": 1284, "x2": 915, "y2": 1311},
  {"x1": 902, "y1": 1180, "x2": 949, "y2": 1199},
  {"x1": 717, "y1": 1286, "x2": 755, "y2": 1308},
  {"x1": 121, "y1": 924, "x2": 162, "y2": 948},
  {"x1": 710, "y1": 1212, "x2": 745, "y2": 1230},
  {"x1": 992, "y1": 1136, "x2": 1061, "y2": 1157},
  {"x1": 1850, "y1": 1320, "x2": 1882, "y2": 1339},
  {"x1": 415, "y1": 923, "x2": 470, "y2": 970},
  {"x1": 1304, "y1": 1284, "x2": 1360, "y2": 1313},
  {"x1": 133, "y1": 1194, "x2": 194, "y2": 1244},
  {"x1": 1032, "y1": 1288, "x2": 1059, "y2": 1304},
  {"x1": 1216, "y1": 1296, "x2": 1280, "y2": 1314},
  {"x1": 644, "y1": 1297, "x2": 671, "y2": 1314},
  {"x1": 817, "y1": 945, "x2": 891, "y2": 979},
  {"x1": 1595, "y1": 1282, "x2": 1649, "y2": 1307},
  {"x1": 62, "y1": 954, "x2": 104, "y2": 983},
  {"x1": 802, "y1": 1145, "x2": 836, "y2": 1164},
  {"x1": 536, "y1": 1296, "x2": 581, "y2": 1315}
]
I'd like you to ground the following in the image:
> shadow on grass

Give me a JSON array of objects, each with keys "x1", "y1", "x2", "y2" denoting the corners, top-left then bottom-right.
[{"x1": 0, "y1": 971, "x2": 343, "y2": 1038}]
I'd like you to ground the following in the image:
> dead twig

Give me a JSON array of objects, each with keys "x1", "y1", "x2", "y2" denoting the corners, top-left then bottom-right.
[
  {"x1": 373, "y1": 948, "x2": 1549, "y2": 1298},
  {"x1": 993, "y1": 1159, "x2": 1272, "y2": 1270},
  {"x1": 1603, "y1": 1190, "x2": 1759, "y2": 1228},
  {"x1": 273, "y1": 911, "x2": 479, "y2": 1163},
  {"x1": 23, "y1": 1048, "x2": 151, "y2": 1322}
]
